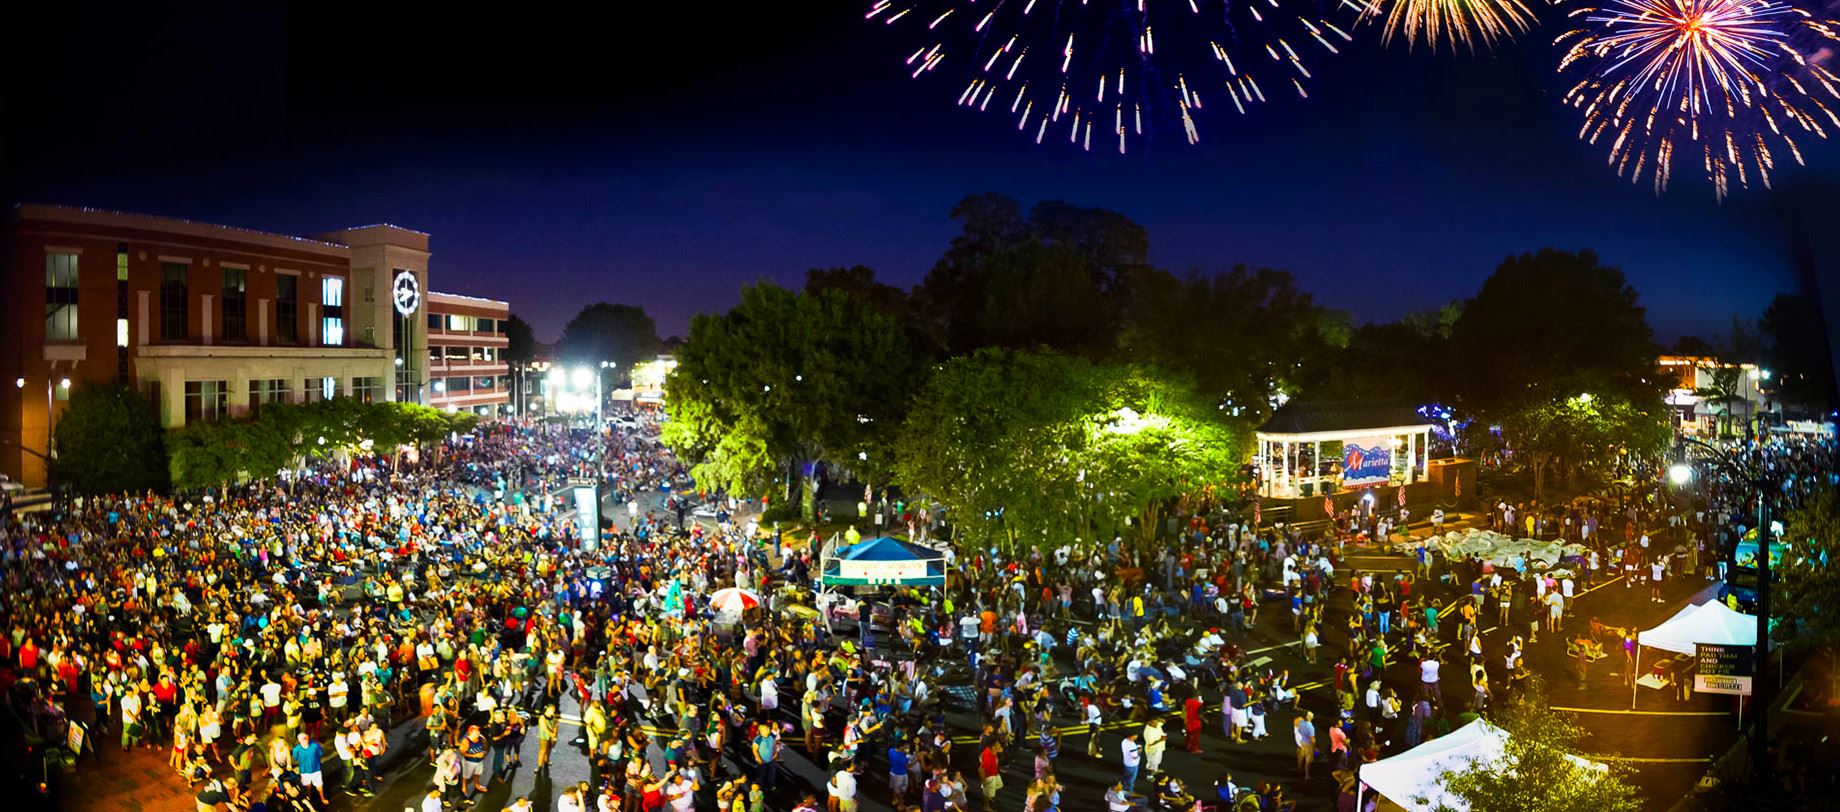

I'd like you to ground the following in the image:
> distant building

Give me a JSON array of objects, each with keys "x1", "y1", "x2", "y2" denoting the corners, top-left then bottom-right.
[
  {"x1": 425, "y1": 291, "x2": 511, "y2": 417},
  {"x1": 1657, "y1": 355, "x2": 1777, "y2": 437},
  {"x1": 3, "y1": 203, "x2": 507, "y2": 487}
]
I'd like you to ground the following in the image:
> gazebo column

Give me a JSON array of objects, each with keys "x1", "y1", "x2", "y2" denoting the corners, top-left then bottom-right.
[
  {"x1": 1406, "y1": 432, "x2": 1417, "y2": 484},
  {"x1": 1312, "y1": 440, "x2": 1321, "y2": 496}
]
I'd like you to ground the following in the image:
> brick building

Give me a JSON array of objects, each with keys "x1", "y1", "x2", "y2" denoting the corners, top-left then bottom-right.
[
  {"x1": 425, "y1": 291, "x2": 512, "y2": 416},
  {"x1": 2, "y1": 203, "x2": 507, "y2": 487}
]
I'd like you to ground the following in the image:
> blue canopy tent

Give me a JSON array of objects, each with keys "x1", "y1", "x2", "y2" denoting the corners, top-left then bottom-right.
[{"x1": 820, "y1": 536, "x2": 948, "y2": 588}]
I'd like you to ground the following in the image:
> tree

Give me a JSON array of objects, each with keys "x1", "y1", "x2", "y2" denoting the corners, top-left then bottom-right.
[
  {"x1": 503, "y1": 313, "x2": 542, "y2": 364},
  {"x1": 1122, "y1": 265, "x2": 1348, "y2": 423},
  {"x1": 1498, "y1": 393, "x2": 1669, "y2": 502},
  {"x1": 51, "y1": 381, "x2": 169, "y2": 494},
  {"x1": 1451, "y1": 249, "x2": 1661, "y2": 419},
  {"x1": 1759, "y1": 292, "x2": 1838, "y2": 412},
  {"x1": 805, "y1": 266, "x2": 909, "y2": 320},
  {"x1": 1422, "y1": 679, "x2": 1641, "y2": 812},
  {"x1": 662, "y1": 283, "x2": 921, "y2": 516},
  {"x1": 894, "y1": 350, "x2": 1248, "y2": 552},
  {"x1": 1774, "y1": 484, "x2": 1840, "y2": 700},
  {"x1": 555, "y1": 302, "x2": 662, "y2": 373},
  {"x1": 913, "y1": 193, "x2": 1147, "y2": 358}
]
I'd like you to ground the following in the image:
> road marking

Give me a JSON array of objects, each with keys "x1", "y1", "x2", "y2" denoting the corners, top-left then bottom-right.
[
  {"x1": 1547, "y1": 706, "x2": 1729, "y2": 717},
  {"x1": 1247, "y1": 640, "x2": 1301, "y2": 655}
]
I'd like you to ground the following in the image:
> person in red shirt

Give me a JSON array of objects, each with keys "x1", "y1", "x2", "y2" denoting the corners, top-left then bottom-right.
[
  {"x1": 1183, "y1": 692, "x2": 1203, "y2": 753},
  {"x1": 18, "y1": 638, "x2": 39, "y2": 673},
  {"x1": 978, "y1": 743, "x2": 1002, "y2": 812}
]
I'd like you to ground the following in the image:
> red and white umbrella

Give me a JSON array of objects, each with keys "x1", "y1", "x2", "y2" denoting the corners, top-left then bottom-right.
[{"x1": 709, "y1": 587, "x2": 762, "y2": 613}]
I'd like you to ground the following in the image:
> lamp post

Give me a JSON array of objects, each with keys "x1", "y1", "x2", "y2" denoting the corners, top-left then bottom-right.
[{"x1": 1666, "y1": 420, "x2": 1774, "y2": 799}]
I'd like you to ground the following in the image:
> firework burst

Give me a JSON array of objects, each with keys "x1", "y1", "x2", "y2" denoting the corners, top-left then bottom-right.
[
  {"x1": 867, "y1": 0, "x2": 1364, "y2": 153},
  {"x1": 1357, "y1": 0, "x2": 1539, "y2": 50},
  {"x1": 1556, "y1": 0, "x2": 1840, "y2": 198}
]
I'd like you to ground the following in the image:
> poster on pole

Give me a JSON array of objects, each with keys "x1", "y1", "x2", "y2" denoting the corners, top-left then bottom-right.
[{"x1": 1695, "y1": 643, "x2": 1754, "y2": 696}]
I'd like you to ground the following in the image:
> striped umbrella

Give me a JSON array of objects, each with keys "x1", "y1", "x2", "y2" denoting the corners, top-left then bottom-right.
[{"x1": 708, "y1": 587, "x2": 762, "y2": 613}]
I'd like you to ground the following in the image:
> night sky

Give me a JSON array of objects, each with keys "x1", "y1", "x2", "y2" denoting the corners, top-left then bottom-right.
[{"x1": 6, "y1": 2, "x2": 1833, "y2": 343}]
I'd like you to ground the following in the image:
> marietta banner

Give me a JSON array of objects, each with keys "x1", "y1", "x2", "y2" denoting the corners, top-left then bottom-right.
[{"x1": 1342, "y1": 440, "x2": 1393, "y2": 486}]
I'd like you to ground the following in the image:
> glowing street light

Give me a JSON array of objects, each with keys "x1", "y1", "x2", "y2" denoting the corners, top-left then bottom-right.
[
  {"x1": 572, "y1": 367, "x2": 593, "y2": 388},
  {"x1": 1668, "y1": 462, "x2": 1693, "y2": 486},
  {"x1": 59, "y1": 378, "x2": 71, "y2": 390}
]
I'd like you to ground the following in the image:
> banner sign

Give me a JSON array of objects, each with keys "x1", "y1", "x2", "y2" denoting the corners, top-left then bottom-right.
[
  {"x1": 1341, "y1": 440, "x2": 1394, "y2": 486},
  {"x1": 837, "y1": 559, "x2": 929, "y2": 581},
  {"x1": 1695, "y1": 643, "x2": 1754, "y2": 696}
]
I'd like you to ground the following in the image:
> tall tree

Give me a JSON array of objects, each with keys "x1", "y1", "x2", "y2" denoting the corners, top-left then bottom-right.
[
  {"x1": 1775, "y1": 484, "x2": 1840, "y2": 701},
  {"x1": 1122, "y1": 265, "x2": 1348, "y2": 423},
  {"x1": 555, "y1": 303, "x2": 662, "y2": 374},
  {"x1": 1497, "y1": 393, "x2": 1669, "y2": 502},
  {"x1": 503, "y1": 313, "x2": 542, "y2": 364},
  {"x1": 662, "y1": 283, "x2": 920, "y2": 516},
  {"x1": 1451, "y1": 249, "x2": 1661, "y2": 418},
  {"x1": 1759, "y1": 292, "x2": 1838, "y2": 411},
  {"x1": 895, "y1": 350, "x2": 1247, "y2": 552},
  {"x1": 51, "y1": 381, "x2": 169, "y2": 494},
  {"x1": 804, "y1": 266, "x2": 908, "y2": 319},
  {"x1": 913, "y1": 193, "x2": 1148, "y2": 358}
]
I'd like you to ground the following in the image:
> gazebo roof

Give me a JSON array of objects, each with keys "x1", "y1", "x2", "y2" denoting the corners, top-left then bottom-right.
[{"x1": 1257, "y1": 400, "x2": 1431, "y2": 436}]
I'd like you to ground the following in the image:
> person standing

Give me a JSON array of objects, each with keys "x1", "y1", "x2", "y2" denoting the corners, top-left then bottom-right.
[
  {"x1": 1119, "y1": 732, "x2": 1142, "y2": 790},
  {"x1": 978, "y1": 741, "x2": 1002, "y2": 812},
  {"x1": 1142, "y1": 718, "x2": 1167, "y2": 777},
  {"x1": 459, "y1": 724, "x2": 489, "y2": 798},
  {"x1": 536, "y1": 705, "x2": 559, "y2": 773},
  {"x1": 1294, "y1": 711, "x2": 1316, "y2": 780},
  {"x1": 1183, "y1": 692, "x2": 1203, "y2": 753},
  {"x1": 1085, "y1": 699, "x2": 1104, "y2": 758},
  {"x1": 291, "y1": 731, "x2": 330, "y2": 806}
]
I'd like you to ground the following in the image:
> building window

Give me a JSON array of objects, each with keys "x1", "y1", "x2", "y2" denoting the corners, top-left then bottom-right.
[
  {"x1": 276, "y1": 275, "x2": 299, "y2": 343},
  {"x1": 447, "y1": 314, "x2": 474, "y2": 332},
  {"x1": 476, "y1": 317, "x2": 495, "y2": 334},
  {"x1": 428, "y1": 313, "x2": 442, "y2": 330},
  {"x1": 444, "y1": 346, "x2": 468, "y2": 360},
  {"x1": 321, "y1": 276, "x2": 345, "y2": 346},
  {"x1": 184, "y1": 380, "x2": 229, "y2": 422},
  {"x1": 475, "y1": 376, "x2": 496, "y2": 390},
  {"x1": 248, "y1": 378, "x2": 290, "y2": 416},
  {"x1": 116, "y1": 248, "x2": 128, "y2": 282},
  {"x1": 161, "y1": 263, "x2": 189, "y2": 341},
  {"x1": 116, "y1": 318, "x2": 128, "y2": 348},
  {"x1": 302, "y1": 377, "x2": 339, "y2": 402},
  {"x1": 45, "y1": 252, "x2": 80, "y2": 342},
  {"x1": 221, "y1": 268, "x2": 246, "y2": 342},
  {"x1": 352, "y1": 377, "x2": 383, "y2": 403},
  {"x1": 445, "y1": 376, "x2": 472, "y2": 393}
]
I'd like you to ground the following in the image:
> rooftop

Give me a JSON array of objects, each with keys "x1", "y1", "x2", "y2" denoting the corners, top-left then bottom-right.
[{"x1": 1257, "y1": 400, "x2": 1434, "y2": 436}]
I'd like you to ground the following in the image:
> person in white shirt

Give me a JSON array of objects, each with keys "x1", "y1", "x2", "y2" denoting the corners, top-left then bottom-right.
[
  {"x1": 1120, "y1": 733, "x2": 1143, "y2": 788},
  {"x1": 422, "y1": 789, "x2": 444, "y2": 812},
  {"x1": 828, "y1": 763, "x2": 859, "y2": 812}
]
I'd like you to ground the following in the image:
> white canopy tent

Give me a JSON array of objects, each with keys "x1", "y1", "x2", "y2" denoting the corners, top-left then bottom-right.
[
  {"x1": 1637, "y1": 600, "x2": 1757, "y2": 655},
  {"x1": 1358, "y1": 718, "x2": 1504, "y2": 812},
  {"x1": 1358, "y1": 718, "x2": 1607, "y2": 811},
  {"x1": 1631, "y1": 599, "x2": 1758, "y2": 707}
]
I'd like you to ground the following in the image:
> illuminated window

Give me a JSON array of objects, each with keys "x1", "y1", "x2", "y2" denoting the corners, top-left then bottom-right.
[
  {"x1": 321, "y1": 277, "x2": 345, "y2": 346},
  {"x1": 45, "y1": 252, "x2": 80, "y2": 342},
  {"x1": 184, "y1": 380, "x2": 229, "y2": 422}
]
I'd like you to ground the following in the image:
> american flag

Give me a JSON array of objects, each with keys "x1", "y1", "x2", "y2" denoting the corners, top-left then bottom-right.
[{"x1": 1323, "y1": 496, "x2": 1333, "y2": 517}]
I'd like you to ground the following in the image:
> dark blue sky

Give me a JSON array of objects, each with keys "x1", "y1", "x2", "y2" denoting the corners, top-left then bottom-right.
[{"x1": 5, "y1": 1, "x2": 1828, "y2": 343}]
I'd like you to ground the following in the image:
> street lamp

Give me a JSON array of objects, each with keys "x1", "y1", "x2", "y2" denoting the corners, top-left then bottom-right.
[{"x1": 1666, "y1": 426, "x2": 1775, "y2": 799}]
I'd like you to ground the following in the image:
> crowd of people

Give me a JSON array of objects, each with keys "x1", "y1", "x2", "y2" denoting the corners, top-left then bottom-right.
[{"x1": 0, "y1": 407, "x2": 1832, "y2": 812}]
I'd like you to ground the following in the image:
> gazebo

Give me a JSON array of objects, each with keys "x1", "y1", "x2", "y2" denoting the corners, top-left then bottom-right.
[{"x1": 1254, "y1": 400, "x2": 1434, "y2": 500}]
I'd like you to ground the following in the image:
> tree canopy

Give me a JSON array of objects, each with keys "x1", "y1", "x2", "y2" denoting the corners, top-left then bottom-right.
[
  {"x1": 503, "y1": 313, "x2": 542, "y2": 364},
  {"x1": 912, "y1": 193, "x2": 1147, "y2": 358},
  {"x1": 555, "y1": 302, "x2": 662, "y2": 372},
  {"x1": 662, "y1": 283, "x2": 920, "y2": 513},
  {"x1": 894, "y1": 350, "x2": 1248, "y2": 552},
  {"x1": 1123, "y1": 265, "x2": 1349, "y2": 423},
  {"x1": 52, "y1": 381, "x2": 169, "y2": 495},
  {"x1": 168, "y1": 398, "x2": 476, "y2": 491},
  {"x1": 1451, "y1": 249, "x2": 1661, "y2": 418}
]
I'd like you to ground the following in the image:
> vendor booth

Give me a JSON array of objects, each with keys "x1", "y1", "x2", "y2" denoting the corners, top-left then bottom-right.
[
  {"x1": 1632, "y1": 600, "x2": 1757, "y2": 702},
  {"x1": 1358, "y1": 718, "x2": 1607, "y2": 811},
  {"x1": 820, "y1": 536, "x2": 947, "y2": 589}
]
